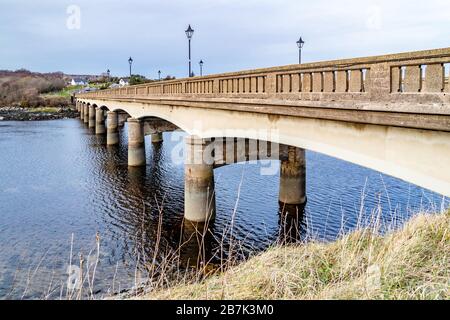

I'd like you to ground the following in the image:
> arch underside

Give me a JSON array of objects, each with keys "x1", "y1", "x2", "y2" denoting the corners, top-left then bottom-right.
[{"x1": 77, "y1": 99, "x2": 450, "y2": 197}]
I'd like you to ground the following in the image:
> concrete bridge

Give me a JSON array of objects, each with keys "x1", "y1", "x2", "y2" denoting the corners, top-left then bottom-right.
[{"x1": 75, "y1": 48, "x2": 450, "y2": 222}]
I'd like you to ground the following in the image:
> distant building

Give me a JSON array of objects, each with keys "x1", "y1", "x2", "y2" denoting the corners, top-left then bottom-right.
[
  {"x1": 119, "y1": 79, "x2": 129, "y2": 87},
  {"x1": 71, "y1": 78, "x2": 86, "y2": 86}
]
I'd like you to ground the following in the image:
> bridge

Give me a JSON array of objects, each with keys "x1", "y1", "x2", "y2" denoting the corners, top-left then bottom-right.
[{"x1": 75, "y1": 48, "x2": 450, "y2": 222}]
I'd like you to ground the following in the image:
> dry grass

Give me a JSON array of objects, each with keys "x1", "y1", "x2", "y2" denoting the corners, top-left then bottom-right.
[{"x1": 138, "y1": 211, "x2": 449, "y2": 300}]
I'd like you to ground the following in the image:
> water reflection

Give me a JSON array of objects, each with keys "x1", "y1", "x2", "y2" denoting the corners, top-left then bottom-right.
[
  {"x1": 278, "y1": 203, "x2": 307, "y2": 244},
  {"x1": 178, "y1": 220, "x2": 217, "y2": 270}
]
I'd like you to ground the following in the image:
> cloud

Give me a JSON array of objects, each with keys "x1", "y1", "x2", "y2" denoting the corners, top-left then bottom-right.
[{"x1": 0, "y1": 0, "x2": 449, "y2": 76}]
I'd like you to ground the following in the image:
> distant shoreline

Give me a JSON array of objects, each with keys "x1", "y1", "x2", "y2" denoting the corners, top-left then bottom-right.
[{"x1": 0, "y1": 106, "x2": 78, "y2": 121}]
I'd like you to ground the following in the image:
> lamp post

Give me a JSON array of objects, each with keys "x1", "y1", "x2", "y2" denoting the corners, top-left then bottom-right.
[
  {"x1": 158, "y1": 70, "x2": 161, "y2": 81},
  {"x1": 128, "y1": 57, "x2": 133, "y2": 78},
  {"x1": 199, "y1": 60, "x2": 204, "y2": 76},
  {"x1": 296, "y1": 37, "x2": 305, "y2": 64},
  {"x1": 107, "y1": 69, "x2": 110, "y2": 80},
  {"x1": 185, "y1": 25, "x2": 194, "y2": 77}
]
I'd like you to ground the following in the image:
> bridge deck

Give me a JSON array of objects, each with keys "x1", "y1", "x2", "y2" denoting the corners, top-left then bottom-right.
[{"x1": 77, "y1": 47, "x2": 450, "y2": 132}]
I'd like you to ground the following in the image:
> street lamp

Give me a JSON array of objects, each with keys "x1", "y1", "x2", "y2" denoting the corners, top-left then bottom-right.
[
  {"x1": 107, "y1": 69, "x2": 110, "y2": 78},
  {"x1": 296, "y1": 37, "x2": 305, "y2": 64},
  {"x1": 128, "y1": 57, "x2": 133, "y2": 77},
  {"x1": 158, "y1": 70, "x2": 161, "y2": 81},
  {"x1": 199, "y1": 60, "x2": 204, "y2": 76},
  {"x1": 185, "y1": 24, "x2": 194, "y2": 77}
]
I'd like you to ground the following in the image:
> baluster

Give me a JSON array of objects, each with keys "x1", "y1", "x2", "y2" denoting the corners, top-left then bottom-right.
[
  {"x1": 404, "y1": 65, "x2": 422, "y2": 92},
  {"x1": 424, "y1": 64, "x2": 444, "y2": 92},
  {"x1": 301, "y1": 73, "x2": 312, "y2": 92},
  {"x1": 349, "y1": 69, "x2": 363, "y2": 92},
  {"x1": 323, "y1": 71, "x2": 335, "y2": 92},
  {"x1": 291, "y1": 74, "x2": 301, "y2": 93},
  {"x1": 312, "y1": 72, "x2": 323, "y2": 92},
  {"x1": 335, "y1": 71, "x2": 348, "y2": 92}
]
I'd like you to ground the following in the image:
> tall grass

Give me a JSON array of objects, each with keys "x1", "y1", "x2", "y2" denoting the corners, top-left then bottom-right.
[
  {"x1": 137, "y1": 209, "x2": 449, "y2": 300},
  {"x1": 7, "y1": 186, "x2": 448, "y2": 300}
]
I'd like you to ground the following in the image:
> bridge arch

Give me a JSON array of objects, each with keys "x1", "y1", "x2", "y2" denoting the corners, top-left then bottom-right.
[{"x1": 76, "y1": 98, "x2": 450, "y2": 197}]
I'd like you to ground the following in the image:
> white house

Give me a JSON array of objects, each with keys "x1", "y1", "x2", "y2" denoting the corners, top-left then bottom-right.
[
  {"x1": 119, "y1": 79, "x2": 129, "y2": 87},
  {"x1": 71, "y1": 78, "x2": 86, "y2": 86}
]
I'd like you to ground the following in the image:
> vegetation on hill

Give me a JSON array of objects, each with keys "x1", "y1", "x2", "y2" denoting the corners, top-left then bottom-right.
[
  {"x1": 129, "y1": 74, "x2": 176, "y2": 85},
  {"x1": 0, "y1": 69, "x2": 69, "y2": 108}
]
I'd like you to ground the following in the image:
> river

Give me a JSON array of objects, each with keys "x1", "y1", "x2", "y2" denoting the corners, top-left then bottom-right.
[{"x1": 0, "y1": 119, "x2": 446, "y2": 299}]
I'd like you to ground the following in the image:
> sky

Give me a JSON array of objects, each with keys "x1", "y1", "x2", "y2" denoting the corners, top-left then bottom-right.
[{"x1": 1, "y1": 0, "x2": 449, "y2": 78}]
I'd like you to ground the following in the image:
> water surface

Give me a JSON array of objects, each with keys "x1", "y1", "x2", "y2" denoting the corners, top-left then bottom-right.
[{"x1": 0, "y1": 120, "x2": 446, "y2": 299}]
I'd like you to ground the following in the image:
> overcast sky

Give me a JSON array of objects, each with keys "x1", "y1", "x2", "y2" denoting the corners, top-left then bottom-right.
[{"x1": 1, "y1": 0, "x2": 449, "y2": 78}]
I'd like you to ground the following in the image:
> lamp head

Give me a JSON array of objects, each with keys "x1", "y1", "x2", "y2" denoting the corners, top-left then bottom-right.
[
  {"x1": 185, "y1": 25, "x2": 194, "y2": 39},
  {"x1": 296, "y1": 37, "x2": 305, "y2": 49}
]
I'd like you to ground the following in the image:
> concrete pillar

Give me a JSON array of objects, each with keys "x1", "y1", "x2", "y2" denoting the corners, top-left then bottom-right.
[
  {"x1": 88, "y1": 105, "x2": 95, "y2": 128},
  {"x1": 95, "y1": 108, "x2": 106, "y2": 135},
  {"x1": 184, "y1": 136, "x2": 216, "y2": 223},
  {"x1": 151, "y1": 132, "x2": 163, "y2": 143},
  {"x1": 279, "y1": 146, "x2": 306, "y2": 205},
  {"x1": 118, "y1": 113, "x2": 128, "y2": 127},
  {"x1": 83, "y1": 105, "x2": 89, "y2": 123},
  {"x1": 106, "y1": 111, "x2": 119, "y2": 145},
  {"x1": 80, "y1": 104, "x2": 84, "y2": 119},
  {"x1": 127, "y1": 118, "x2": 146, "y2": 166}
]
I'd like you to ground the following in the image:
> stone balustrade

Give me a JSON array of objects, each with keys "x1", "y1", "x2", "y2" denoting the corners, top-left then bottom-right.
[{"x1": 77, "y1": 48, "x2": 450, "y2": 105}]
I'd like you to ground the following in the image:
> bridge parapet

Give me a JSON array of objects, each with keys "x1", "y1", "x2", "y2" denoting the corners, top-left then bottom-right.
[{"x1": 78, "y1": 48, "x2": 450, "y2": 106}]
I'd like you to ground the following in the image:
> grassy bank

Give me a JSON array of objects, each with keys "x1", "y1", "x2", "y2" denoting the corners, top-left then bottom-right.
[
  {"x1": 41, "y1": 85, "x2": 83, "y2": 98},
  {"x1": 139, "y1": 212, "x2": 449, "y2": 300}
]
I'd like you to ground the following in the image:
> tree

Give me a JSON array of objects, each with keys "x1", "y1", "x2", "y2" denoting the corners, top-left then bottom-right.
[{"x1": 129, "y1": 74, "x2": 150, "y2": 85}]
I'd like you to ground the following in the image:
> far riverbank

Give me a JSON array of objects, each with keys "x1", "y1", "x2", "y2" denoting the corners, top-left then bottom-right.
[{"x1": 0, "y1": 106, "x2": 78, "y2": 121}]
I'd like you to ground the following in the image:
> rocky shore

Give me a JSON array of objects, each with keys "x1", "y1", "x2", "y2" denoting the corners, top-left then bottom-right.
[{"x1": 0, "y1": 106, "x2": 79, "y2": 121}]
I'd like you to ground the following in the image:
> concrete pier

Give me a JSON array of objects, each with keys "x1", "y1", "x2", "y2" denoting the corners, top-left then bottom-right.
[
  {"x1": 106, "y1": 111, "x2": 119, "y2": 145},
  {"x1": 80, "y1": 104, "x2": 84, "y2": 119},
  {"x1": 279, "y1": 146, "x2": 306, "y2": 205},
  {"x1": 118, "y1": 113, "x2": 129, "y2": 127},
  {"x1": 95, "y1": 108, "x2": 106, "y2": 135},
  {"x1": 184, "y1": 136, "x2": 216, "y2": 223},
  {"x1": 127, "y1": 118, "x2": 146, "y2": 166},
  {"x1": 151, "y1": 132, "x2": 163, "y2": 143},
  {"x1": 88, "y1": 105, "x2": 95, "y2": 128},
  {"x1": 83, "y1": 105, "x2": 89, "y2": 123}
]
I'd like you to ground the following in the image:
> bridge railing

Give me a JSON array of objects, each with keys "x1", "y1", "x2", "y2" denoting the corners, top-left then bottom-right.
[{"x1": 77, "y1": 48, "x2": 450, "y2": 103}]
